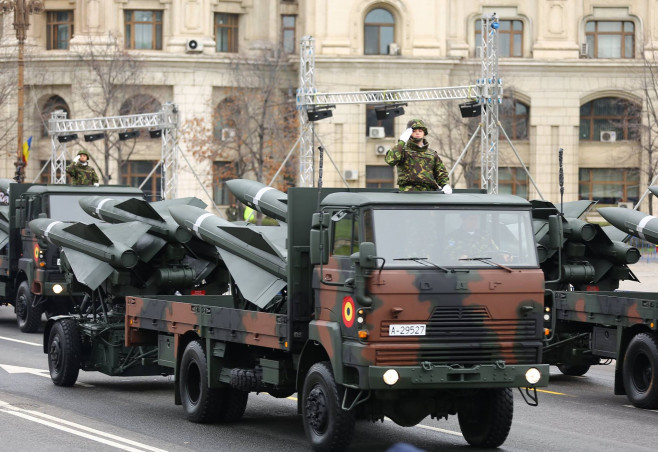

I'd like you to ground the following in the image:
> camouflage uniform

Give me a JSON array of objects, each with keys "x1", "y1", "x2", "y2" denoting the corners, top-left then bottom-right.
[
  {"x1": 447, "y1": 229, "x2": 499, "y2": 260},
  {"x1": 385, "y1": 120, "x2": 449, "y2": 191},
  {"x1": 66, "y1": 150, "x2": 99, "y2": 186}
]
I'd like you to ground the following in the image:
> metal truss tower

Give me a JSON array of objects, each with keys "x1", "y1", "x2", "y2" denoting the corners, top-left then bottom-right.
[
  {"x1": 48, "y1": 102, "x2": 180, "y2": 199},
  {"x1": 296, "y1": 14, "x2": 503, "y2": 193}
]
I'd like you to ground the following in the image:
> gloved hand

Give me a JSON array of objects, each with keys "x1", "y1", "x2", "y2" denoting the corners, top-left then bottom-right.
[
  {"x1": 93, "y1": 182, "x2": 99, "y2": 187},
  {"x1": 442, "y1": 184, "x2": 453, "y2": 194},
  {"x1": 399, "y1": 127, "x2": 413, "y2": 143},
  {"x1": 73, "y1": 155, "x2": 80, "y2": 163}
]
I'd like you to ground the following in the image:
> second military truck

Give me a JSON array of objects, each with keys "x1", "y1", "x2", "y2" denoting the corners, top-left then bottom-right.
[{"x1": 39, "y1": 180, "x2": 549, "y2": 450}]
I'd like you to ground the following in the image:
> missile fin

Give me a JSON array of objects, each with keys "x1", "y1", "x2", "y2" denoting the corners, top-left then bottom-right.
[
  {"x1": 132, "y1": 233, "x2": 167, "y2": 263},
  {"x1": 62, "y1": 223, "x2": 113, "y2": 246},
  {"x1": 602, "y1": 225, "x2": 631, "y2": 243},
  {"x1": 217, "y1": 225, "x2": 281, "y2": 258},
  {"x1": 95, "y1": 221, "x2": 151, "y2": 248},
  {"x1": 151, "y1": 197, "x2": 207, "y2": 214},
  {"x1": 114, "y1": 198, "x2": 164, "y2": 221},
  {"x1": 218, "y1": 249, "x2": 286, "y2": 309},
  {"x1": 0, "y1": 230, "x2": 8, "y2": 250},
  {"x1": 62, "y1": 248, "x2": 114, "y2": 290}
]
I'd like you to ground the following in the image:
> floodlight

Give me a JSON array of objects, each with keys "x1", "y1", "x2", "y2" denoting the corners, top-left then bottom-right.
[
  {"x1": 84, "y1": 133, "x2": 105, "y2": 142},
  {"x1": 459, "y1": 101, "x2": 483, "y2": 118},
  {"x1": 374, "y1": 103, "x2": 407, "y2": 120},
  {"x1": 149, "y1": 129, "x2": 162, "y2": 138},
  {"x1": 57, "y1": 134, "x2": 78, "y2": 143},
  {"x1": 119, "y1": 131, "x2": 140, "y2": 140},
  {"x1": 307, "y1": 106, "x2": 335, "y2": 122}
]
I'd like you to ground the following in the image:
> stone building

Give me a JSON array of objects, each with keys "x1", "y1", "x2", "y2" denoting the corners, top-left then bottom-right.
[{"x1": 0, "y1": 0, "x2": 655, "y2": 211}]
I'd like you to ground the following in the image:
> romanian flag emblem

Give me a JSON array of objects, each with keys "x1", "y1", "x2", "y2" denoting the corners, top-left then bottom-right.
[{"x1": 22, "y1": 136, "x2": 32, "y2": 165}]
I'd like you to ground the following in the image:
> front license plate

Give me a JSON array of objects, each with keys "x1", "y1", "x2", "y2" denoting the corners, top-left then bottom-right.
[{"x1": 389, "y1": 324, "x2": 426, "y2": 336}]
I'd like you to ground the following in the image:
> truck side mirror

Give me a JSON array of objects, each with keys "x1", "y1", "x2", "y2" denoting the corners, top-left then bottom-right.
[
  {"x1": 352, "y1": 241, "x2": 377, "y2": 269},
  {"x1": 548, "y1": 215, "x2": 563, "y2": 250},
  {"x1": 309, "y1": 212, "x2": 330, "y2": 265}
]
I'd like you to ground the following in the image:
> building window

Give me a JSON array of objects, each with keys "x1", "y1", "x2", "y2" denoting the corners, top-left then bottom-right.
[
  {"x1": 213, "y1": 161, "x2": 235, "y2": 205},
  {"x1": 366, "y1": 165, "x2": 394, "y2": 188},
  {"x1": 41, "y1": 95, "x2": 70, "y2": 137},
  {"x1": 364, "y1": 8, "x2": 394, "y2": 55},
  {"x1": 579, "y1": 97, "x2": 640, "y2": 141},
  {"x1": 365, "y1": 104, "x2": 394, "y2": 137},
  {"x1": 475, "y1": 167, "x2": 529, "y2": 197},
  {"x1": 46, "y1": 11, "x2": 74, "y2": 50},
  {"x1": 214, "y1": 97, "x2": 239, "y2": 141},
  {"x1": 121, "y1": 161, "x2": 162, "y2": 201},
  {"x1": 476, "y1": 19, "x2": 523, "y2": 57},
  {"x1": 500, "y1": 98, "x2": 529, "y2": 140},
  {"x1": 585, "y1": 21, "x2": 634, "y2": 58},
  {"x1": 125, "y1": 10, "x2": 163, "y2": 50},
  {"x1": 579, "y1": 168, "x2": 639, "y2": 205},
  {"x1": 282, "y1": 15, "x2": 296, "y2": 53},
  {"x1": 39, "y1": 160, "x2": 51, "y2": 184},
  {"x1": 215, "y1": 13, "x2": 238, "y2": 53}
]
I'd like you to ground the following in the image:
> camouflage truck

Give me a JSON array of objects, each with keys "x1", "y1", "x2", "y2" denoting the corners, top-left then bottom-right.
[
  {"x1": 0, "y1": 179, "x2": 143, "y2": 332},
  {"x1": 533, "y1": 199, "x2": 658, "y2": 409},
  {"x1": 40, "y1": 182, "x2": 549, "y2": 450}
]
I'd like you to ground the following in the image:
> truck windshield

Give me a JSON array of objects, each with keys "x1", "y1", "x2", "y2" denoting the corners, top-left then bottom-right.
[
  {"x1": 365, "y1": 208, "x2": 538, "y2": 268},
  {"x1": 48, "y1": 195, "x2": 142, "y2": 223}
]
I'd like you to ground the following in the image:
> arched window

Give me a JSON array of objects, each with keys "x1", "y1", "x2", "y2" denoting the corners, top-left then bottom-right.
[
  {"x1": 119, "y1": 94, "x2": 161, "y2": 138},
  {"x1": 41, "y1": 95, "x2": 70, "y2": 137},
  {"x1": 500, "y1": 97, "x2": 529, "y2": 140},
  {"x1": 364, "y1": 8, "x2": 394, "y2": 55},
  {"x1": 579, "y1": 97, "x2": 640, "y2": 141},
  {"x1": 476, "y1": 19, "x2": 524, "y2": 57},
  {"x1": 214, "y1": 97, "x2": 239, "y2": 142}
]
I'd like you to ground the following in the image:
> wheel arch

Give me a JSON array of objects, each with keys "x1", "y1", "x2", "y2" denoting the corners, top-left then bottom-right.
[{"x1": 43, "y1": 315, "x2": 77, "y2": 353}]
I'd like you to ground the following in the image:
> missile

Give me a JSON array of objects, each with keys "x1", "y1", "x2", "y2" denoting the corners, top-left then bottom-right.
[
  {"x1": 225, "y1": 179, "x2": 288, "y2": 223},
  {"x1": 29, "y1": 218, "x2": 150, "y2": 290},
  {"x1": 168, "y1": 204, "x2": 287, "y2": 309},
  {"x1": 650, "y1": 186, "x2": 658, "y2": 197},
  {"x1": 79, "y1": 196, "x2": 205, "y2": 243},
  {"x1": 598, "y1": 206, "x2": 658, "y2": 245}
]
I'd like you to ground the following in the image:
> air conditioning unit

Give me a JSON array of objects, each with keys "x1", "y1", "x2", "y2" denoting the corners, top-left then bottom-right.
[
  {"x1": 374, "y1": 144, "x2": 387, "y2": 156},
  {"x1": 221, "y1": 128, "x2": 236, "y2": 141},
  {"x1": 369, "y1": 126, "x2": 385, "y2": 139},
  {"x1": 388, "y1": 42, "x2": 400, "y2": 56},
  {"x1": 600, "y1": 130, "x2": 617, "y2": 142},
  {"x1": 617, "y1": 201, "x2": 634, "y2": 209},
  {"x1": 343, "y1": 169, "x2": 359, "y2": 181},
  {"x1": 580, "y1": 42, "x2": 589, "y2": 58},
  {"x1": 186, "y1": 39, "x2": 203, "y2": 53}
]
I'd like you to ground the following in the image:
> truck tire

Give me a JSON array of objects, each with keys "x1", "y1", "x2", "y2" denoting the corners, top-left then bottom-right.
[
  {"x1": 302, "y1": 362, "x2": 355, "y2": 452},
  {"x1": 458, "y1": 388, "x2": 513, "y2": 448},
  {"x1": 16, "y1": 281, "x2": 43, "y2": 333},
  {"x1": 180, "y1": 340, "x2": 222, "y2": 423},
  {"x1": 557, "y1": 364, "x2": 591, "y2": 377},
  {"x1": 623, "y1": 332, "x2": 658, "y2": 409},
  {"x1": 217, "y1": 388, "x2": 248, "y2": 422},
  {"x1": 47, "y1": 319, "x2": 81, "y2": 387}
]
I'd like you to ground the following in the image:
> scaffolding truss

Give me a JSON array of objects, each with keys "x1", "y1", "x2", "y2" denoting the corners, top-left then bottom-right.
[
  {"x1": 296, "y1": 13, "x2": 503, "y2": 193},
  {"x1": 48, "y1": 103, "x2": 179, "y2": 199}
]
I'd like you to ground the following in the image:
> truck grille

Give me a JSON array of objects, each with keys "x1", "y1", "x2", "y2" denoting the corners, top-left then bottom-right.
[{"x1": 377, "y1": 306, "x2": 539, "y2": 366}]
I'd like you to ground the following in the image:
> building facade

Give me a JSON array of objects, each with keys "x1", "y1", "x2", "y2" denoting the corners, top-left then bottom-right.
[{"x1": 0, "y1": 0, "x2": 656, "y2": 212}]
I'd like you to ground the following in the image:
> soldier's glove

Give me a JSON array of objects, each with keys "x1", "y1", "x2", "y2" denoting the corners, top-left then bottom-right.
[
  {"x1": 93, "y1": 182, "x2": 99, "y2": 187},
  {"x1": 442, "y1": 184, "x2": 453, "y2": 194},
  {"x1": 399, "y1": 128, "x2": 413, "y2": 143},
  {"x1": 73, "y1": 155, "x2": 80, "y2": 163}
]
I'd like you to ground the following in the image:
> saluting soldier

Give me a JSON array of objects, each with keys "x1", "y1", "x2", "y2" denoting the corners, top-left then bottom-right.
[
  {"x1": 66, "y1": 149, "x2": 99, "y2": 186},
  {"x1": 385, "y1": 119, "x2": 452, "y2": 193}
]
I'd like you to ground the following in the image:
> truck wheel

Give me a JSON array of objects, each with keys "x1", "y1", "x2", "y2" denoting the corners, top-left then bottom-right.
[
  {"x1": 557, "y1": 364, "x2": 591, "y2": 377},
  {"x1": 16, "y1": 281, "x2": 43, "y2": 333},
  {"x1": 48, "y1": 319, "x2": 81, "y2": 387},
  {"x1": 302, "y1": 362, "x2": 355, "y2": 452},
  {"x1": 458, "y1": 388, "x2": 513, "y2": 448},
  {"x1": 623, "y1": 332, "x2": 658, "y2": 409},
  {"x1": 217, "y1": 388, "x2": 248, "y2": 422},
  {"x1": 180, "y1": 340, "x2": 222, "y2": 423}
]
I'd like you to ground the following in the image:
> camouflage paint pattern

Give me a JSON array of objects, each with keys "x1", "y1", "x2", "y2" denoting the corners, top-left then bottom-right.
[
  {"x1": 66, "y1": 162, "x2": 99, "y2": 186},
  {"x1": 384, "y1": 139, "x2": 449, "y2": 191}
]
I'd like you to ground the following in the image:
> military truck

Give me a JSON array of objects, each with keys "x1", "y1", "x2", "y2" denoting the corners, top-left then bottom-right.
[
  {"x1": 533, "y1": 199, "x2": 658, "y2": 408},
  {"x1": 0, "y1": 179, "x2": 144, "y2": 332},
  {"x1": 38, "y1": 180, "x2": 549, "y2": 450}
]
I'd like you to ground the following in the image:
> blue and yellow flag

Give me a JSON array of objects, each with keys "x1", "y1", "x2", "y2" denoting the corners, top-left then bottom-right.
[{"x1": 22, "y1": 136, "x2": 32, "y2": 165}]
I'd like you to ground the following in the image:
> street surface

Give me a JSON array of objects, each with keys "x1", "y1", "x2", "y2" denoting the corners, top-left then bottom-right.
[{"x1": 1, "y1": 263, "x2": 657, "y2": 451}]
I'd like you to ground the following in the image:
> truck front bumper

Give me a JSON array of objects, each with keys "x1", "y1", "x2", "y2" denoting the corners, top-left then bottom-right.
[{"x1": 356, "y1": 363, "x2": 550, "y2": 390}]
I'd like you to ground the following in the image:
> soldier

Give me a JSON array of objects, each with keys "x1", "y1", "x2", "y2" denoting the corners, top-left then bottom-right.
[
  {"x1": 385, "y1": 119, "x2": 452, "y2": 193},
  {"x1": 225, "y1": 203, "x2": 239, "y2": 221},
  {"x1": 66, "y1": 149, "x2": 99, "y2": 186},
  {"x1": 447, "y1": 213, "x2": 499, "y2": 261}
]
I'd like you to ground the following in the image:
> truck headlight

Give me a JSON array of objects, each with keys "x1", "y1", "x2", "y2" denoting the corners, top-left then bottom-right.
[
  {"x1": 525, "y1": 367, "x2": 541, "y2": 385},
  {"x1": 52, "y1": 284, "x2": 64, "y2": 294},
  {"x1": 383, "y1": 369, "x2": 399, "y2": 386}
]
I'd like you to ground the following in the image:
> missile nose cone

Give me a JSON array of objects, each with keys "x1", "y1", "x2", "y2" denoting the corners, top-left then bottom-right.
[
  {"x1": 650, "y1": 186, "x2": 658, "y2": 197},
  {"x1": 226, "y1": 179, "x2": 288, "y2": 222}
]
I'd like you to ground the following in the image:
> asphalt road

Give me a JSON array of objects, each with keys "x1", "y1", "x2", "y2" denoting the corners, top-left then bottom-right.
[{"x1": 1, "y1": 302, "x2": 656, "y2": 452}]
